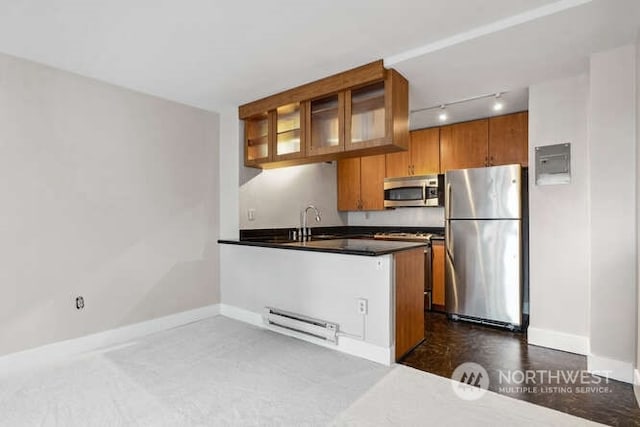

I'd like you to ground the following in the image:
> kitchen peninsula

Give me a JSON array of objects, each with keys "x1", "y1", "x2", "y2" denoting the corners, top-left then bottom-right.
[{"x1": 218, "y1": 234, "x2": 426, "y2": 365}]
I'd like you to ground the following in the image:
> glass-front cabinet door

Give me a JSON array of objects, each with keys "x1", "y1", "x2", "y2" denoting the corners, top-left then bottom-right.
[
  {"x1": 307, "y1": 93, "x2": 344, "y2": 156},
  {"x1": 346, "y1": 81, "x2": 387, "y2": 150},
  {"x1": 274, "y1": 102, "x2": 304, "y2": 160},
  {"x1": 244, "y1": 113, "x2": 272, "y2": 166}
]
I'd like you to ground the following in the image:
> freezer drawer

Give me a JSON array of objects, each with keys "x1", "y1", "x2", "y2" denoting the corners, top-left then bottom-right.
[
  {"x1": 445, "y1": 164, "x2": 521, "y2": 220},
  {"x1": 445, "y1": 219, "x2": 522, "y2": 327}
]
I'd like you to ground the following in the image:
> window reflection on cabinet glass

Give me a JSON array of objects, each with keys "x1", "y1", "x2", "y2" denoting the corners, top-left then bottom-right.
[
  {"x1": 351, "y1": 82, "x2": 385, "y2": 143},
  {"x1": 276, "y1": 103, "x2": 301, "y2": 156},
  {"x1": 246, "y1": 114, "x2": 269, "y2": 161},
  {"x1": 311, "y1": 95, "x2": 340, "y2": 150}
]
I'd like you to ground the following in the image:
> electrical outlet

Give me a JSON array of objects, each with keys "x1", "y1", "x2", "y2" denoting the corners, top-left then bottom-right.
[
  {"x1": 76, "y1": 296, "x2": 84, "y2": 310},
  {"x1": 357, "y1": 298, "x2": 368, "y2": 315},
  {"x1": 247, "y1": 209, "x2": 256, "y2": 221}
]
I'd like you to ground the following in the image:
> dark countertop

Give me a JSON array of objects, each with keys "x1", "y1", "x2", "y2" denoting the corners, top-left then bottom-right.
[
  {"x1": 239, "y1": 225, "x2": 444, "y2": 241},
  {"x1": 218, "y1": 238, "x2": 427, "y2": 256}
]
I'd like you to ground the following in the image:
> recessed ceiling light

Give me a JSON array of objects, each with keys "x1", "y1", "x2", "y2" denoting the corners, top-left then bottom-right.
[
  {"x1": 493, "y1": 93, "x2": 504, "y2": 111},
  {"x1": 438, "y1": 105, "x2": 448, "y2": 122}
]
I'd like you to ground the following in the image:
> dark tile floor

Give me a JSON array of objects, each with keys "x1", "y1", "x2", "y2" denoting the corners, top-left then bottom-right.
[{"x1": 401, "y1": 311, "x2": 640, "y2": 426}]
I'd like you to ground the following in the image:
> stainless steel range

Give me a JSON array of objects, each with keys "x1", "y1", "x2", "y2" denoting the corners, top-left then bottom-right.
[
  {"x1": 373, "y1": 232, "x2": 434, "y2": 241},
  {"x1": 373, "y1": 232, "x2": 434, "y2": 310}
]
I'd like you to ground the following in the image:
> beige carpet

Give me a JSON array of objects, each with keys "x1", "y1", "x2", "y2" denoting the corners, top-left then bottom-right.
[
  {"x1": 0, "y1": 316, "x2": 602, "y2": 426},
  {"x1": 332, "y1": 364, "x2": 604, "y2": 426}
]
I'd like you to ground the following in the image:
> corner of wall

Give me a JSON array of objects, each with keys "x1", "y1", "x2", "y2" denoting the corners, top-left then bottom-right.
[
  {"x1": 527, "y1": 327, "x2": 589, "y2": 355},
  {"x1": 218, "y1": 107, "x2": 241, "y2": 239},
  {"x1": 587, "y1": 353, "x2": 634, "y2": 384}
]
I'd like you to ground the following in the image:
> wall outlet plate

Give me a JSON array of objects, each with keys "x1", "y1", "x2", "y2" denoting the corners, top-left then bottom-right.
[{"x1": 357, "y1": 298, "x2": 368, "y2": 315}]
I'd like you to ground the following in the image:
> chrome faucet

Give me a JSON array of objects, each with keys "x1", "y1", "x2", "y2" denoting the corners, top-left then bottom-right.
[{"x1": 300, "y1": 205, "x2": 321, "y2": 239}]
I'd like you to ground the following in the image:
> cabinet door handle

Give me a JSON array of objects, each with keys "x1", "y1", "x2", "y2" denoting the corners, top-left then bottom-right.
[{"x1": 484, "y1": 156, "x2": 488, "y2": 167}]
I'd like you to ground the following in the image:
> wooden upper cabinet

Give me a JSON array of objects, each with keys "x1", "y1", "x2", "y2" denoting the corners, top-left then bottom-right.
[
  {"x1": 440, "y1": 119, "x2": 489, "y2": 172},
  {"x1": 240, "y1": 60, "x2": 409, "y2": 168},
  {"x1": 385, "y1": 149, "x2": 411, "y2": 178},
  {"x1": 411, "y1": 127, "x2": 440, "y2": 175},
  {"x1": 244, "y1": 112, "x2": 273, "y2": 167},
  {"x1": 488, "y1": 111, "x2": 528, "y2": 167},
  {"x1": 337, "y1": 155, "x2": 385, "y2": 211},
  {"x1": 386, "y1": 127, "x2": 439, "y2": 178},
  {"x1": 345, "y1": 70, "x2": 409, "y2": 153},
  {"x1": 274, "y1": 102, "x2": 305, "y2": 161},
  {"x1": 307, "y1": 93, "x2": 344, "y2": 157}
]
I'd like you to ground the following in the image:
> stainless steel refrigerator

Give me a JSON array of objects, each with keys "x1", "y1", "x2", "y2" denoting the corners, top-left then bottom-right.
[{"x1": 445, "y1": 164, "x2": 527, "y2": 330}]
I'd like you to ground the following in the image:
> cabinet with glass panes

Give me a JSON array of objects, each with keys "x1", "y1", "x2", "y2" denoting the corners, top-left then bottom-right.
[
  {"x1": 346, "y1": 80, "x2": 386, "y2": 148},
  {"x1": 274, "y1": 102, "x2": 304, "y2": 161},
  {"x1": 239, "y1": 61, "x2": 408, "y2": 168},
  {"x1": 244, "y1": 113, "x2": 272, "y2": 166},
  {"x1": 307, "y1": 93, "x2": 344, "y2": 156}
]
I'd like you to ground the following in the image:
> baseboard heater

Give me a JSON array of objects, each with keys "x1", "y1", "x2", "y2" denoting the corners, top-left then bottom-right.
[{"x1": 263, "y1": 307, "x2": 338, "y2": 344}]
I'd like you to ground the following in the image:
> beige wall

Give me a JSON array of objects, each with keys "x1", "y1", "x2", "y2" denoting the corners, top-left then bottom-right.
[
  {"x1": 588, "y1": 45, "x2": 637, "y2": 379},
  {"x1": 0, "y1": 53, "x2": 220, "y2": 356},
  {"x1": 527, "y1": 74, "x2": 590, "y2": 354},
  {"x1": 239, "y1": 162, "x2": 346, "y2": 229}
]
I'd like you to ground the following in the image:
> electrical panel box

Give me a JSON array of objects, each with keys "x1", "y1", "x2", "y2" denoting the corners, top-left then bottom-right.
[{"x1": 535, "y1": 143, "x2": 571, "y2": 185}]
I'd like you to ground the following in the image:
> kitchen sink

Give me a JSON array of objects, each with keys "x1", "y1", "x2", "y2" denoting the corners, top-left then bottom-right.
[{"x1": 308, "y1": 234, "x2": 339, "y2": 240}]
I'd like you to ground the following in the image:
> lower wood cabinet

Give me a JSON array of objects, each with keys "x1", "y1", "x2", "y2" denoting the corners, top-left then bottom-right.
[
  {"x1": 395, "y1": 248, "x2": 425, "y2": 360},
  {"x1": 337, "y1": 155, "x2": 385, "y2": 211},
  {"x1": 432, "y1": 240, "x2": 446, "y2": 311}
]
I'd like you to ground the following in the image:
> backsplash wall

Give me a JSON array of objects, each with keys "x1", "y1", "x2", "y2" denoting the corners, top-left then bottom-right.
[
  {"x1": 347, "y1": 207, "x2": 445, "y2": 228},
  {"x1": 239, "y1": 162, "x2": 347, "y2": 229}
]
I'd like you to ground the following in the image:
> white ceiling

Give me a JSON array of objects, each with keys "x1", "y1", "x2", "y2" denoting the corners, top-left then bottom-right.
[{"x1": 0, "y1": 0, "x2": 638, "y2": 125}]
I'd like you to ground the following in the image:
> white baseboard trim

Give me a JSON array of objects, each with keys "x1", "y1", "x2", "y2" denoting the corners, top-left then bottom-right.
[
  {"x1": 219, "y1": 304, "x2": 393, "y2": 366},
  {"x1": 587, "y1": 354, "x2": 634, "y2": 384},
  {"x1": 634, "y1": 369, "x2": 640, "y2": 407},
  {"x1": 527, "y1": 327, "x2": 589, "y2": 355},
  {"x1": 0, "y1": 304, "x2": 220, "y2": 377},
  {"x1": 219, "y1": 303, "x2": 263, "y2": 327}
]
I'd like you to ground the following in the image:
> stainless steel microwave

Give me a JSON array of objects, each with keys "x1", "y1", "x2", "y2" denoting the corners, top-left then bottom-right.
[{"x1": 383, "y1": 175, "x2": 444, "y2": 208}]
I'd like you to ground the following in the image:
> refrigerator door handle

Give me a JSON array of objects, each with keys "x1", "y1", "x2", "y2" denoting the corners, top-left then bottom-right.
[
  {"x1": 445, "y1": 230, "x2": 452, "y2": 262},
  {"x1": 422, "y1": 182, "x2": 427, "y2": 205},
  {"x1": 446, "y1": 182, "x2": 452, "y2": 219}
]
